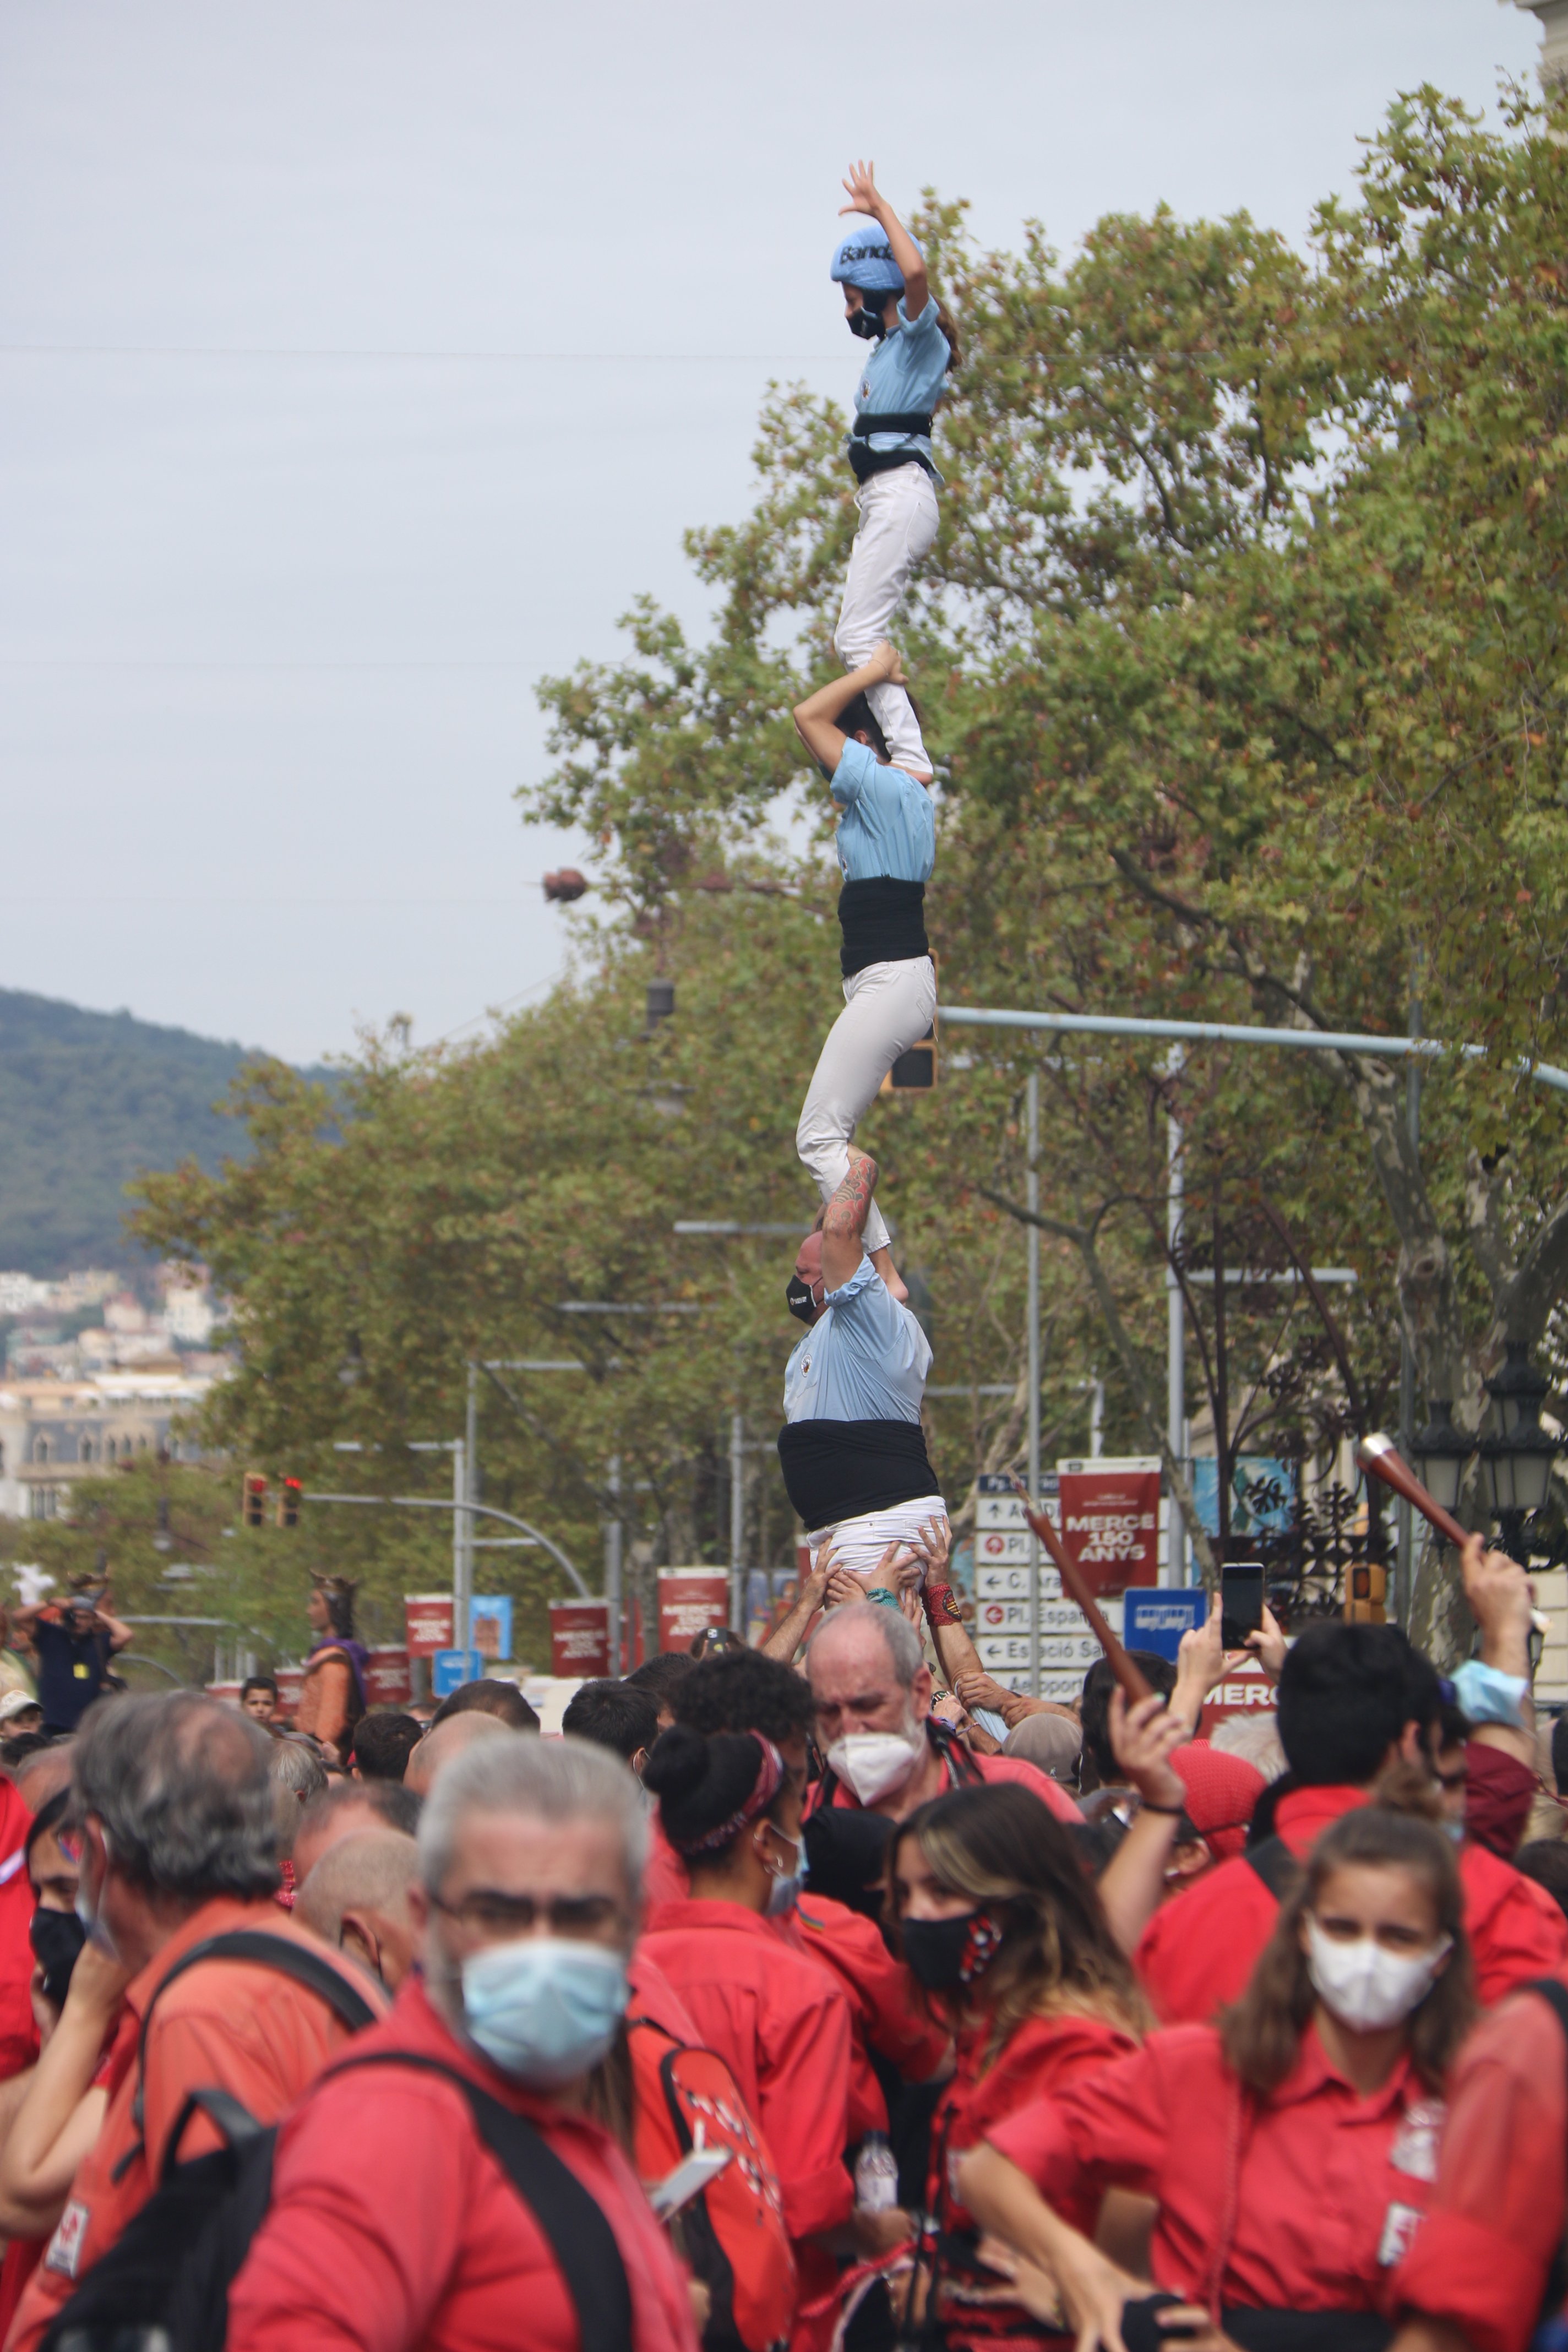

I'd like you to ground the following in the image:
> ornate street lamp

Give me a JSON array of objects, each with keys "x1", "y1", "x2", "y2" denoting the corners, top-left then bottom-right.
[
  {"x1": 1413, "y1": 1400, "x2": 1472, "y2": 1517},
  {"x1": 1479, "y1": 1341, "x2": 1559, "y2": 1546}
]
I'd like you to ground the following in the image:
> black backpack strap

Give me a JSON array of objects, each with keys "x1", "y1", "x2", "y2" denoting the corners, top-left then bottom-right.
[
  {"x1": 128, "y1": 1930, "x2": 378, "y2": 2139},
  {"x1": 159, "y1": 2084, "x2": 270, "y2": 2181},
  {"x1": 1244, "y1": 1836, "x2": 1300, "y2": 1902},
  {"x1": 322, "y1": 2050, "x2": 633, "y2": 2352}
]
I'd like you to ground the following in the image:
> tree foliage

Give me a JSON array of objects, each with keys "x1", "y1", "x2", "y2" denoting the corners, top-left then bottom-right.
[{"x1": 123, "y1": 86, "x2": 1568, "y2": 1664}]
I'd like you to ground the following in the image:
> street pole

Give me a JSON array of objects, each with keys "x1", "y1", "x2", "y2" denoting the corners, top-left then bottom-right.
[
  {"x1": 729, "y1": 1412, "x2": 746, "y2": 1635},
  {"x1": 465, "y1": 1360, "x2": 479, "y2": 1652},
  {"x1": 606, "y1": 1457, "x2": 623, "y2": 1674},
  {"x1": 1027, "y1": 1069, "x2": 1041, "y2": 1698},
  {"x1": 1396, "y1": 994, "x2": 1422, "y2": 1626},
  {"x1": 451, "y1": 1437, "x2": 470, "y2": 1657},
  {"x1": 1166, "y1": 1047, "x2": 1186, "y2": 1585}
]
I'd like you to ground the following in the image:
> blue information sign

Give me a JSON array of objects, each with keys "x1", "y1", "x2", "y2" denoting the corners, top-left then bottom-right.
[
  {"x1": 432, "y1": 1647, "x2": 485, "y2": 1697},
  {"x1": 1124, "y1": 1590, "x2": 1203, "y2": 1662}
]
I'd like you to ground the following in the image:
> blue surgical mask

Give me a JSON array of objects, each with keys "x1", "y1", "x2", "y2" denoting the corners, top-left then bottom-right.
[
  {"x1": 761, "y1": 1825, "x2": 809, "y2": 1919},
  {"x1": 460, "y1": 1937, "x2": 629, "y2": 2087}
]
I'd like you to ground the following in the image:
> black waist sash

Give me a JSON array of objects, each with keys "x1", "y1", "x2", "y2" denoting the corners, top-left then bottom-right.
[
  {"x1": 847, "y1": 408, "x2": 937, "y2": 484},
  {"x1": 838, "y1": 878, "x2": 929, "y2": 978},
  {"x1": 777, "y1": 1416, "x2": 939, "y2": 1529},
  {"x1": 1221, "y1": 2315, "x2": 1391, "y2": 2352}
]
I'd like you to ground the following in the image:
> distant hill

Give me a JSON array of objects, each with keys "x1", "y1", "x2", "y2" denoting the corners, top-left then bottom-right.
[{"x1": 0, "y1": 989, "x2": 306, "y2": 1277}]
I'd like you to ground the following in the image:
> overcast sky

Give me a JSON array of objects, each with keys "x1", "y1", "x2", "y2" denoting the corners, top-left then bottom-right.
[{"x1": 0, "y1": 0, "x2": 1544, "y2": 1064}]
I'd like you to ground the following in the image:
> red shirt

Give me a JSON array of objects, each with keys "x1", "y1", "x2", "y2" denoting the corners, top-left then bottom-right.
[
  {"x1": 785, "y1": 1892, "x2": 950, "y2": 2138},
  {"x1": 226, "y1": 1975, "x2": 700, "y2": 2352},
  {"x1": 1392, "y1": 1977, "x2": 1568, "y2": 2352},
  {"x1": 9, "y1": 1894, "x2": 384, "y2": 2352},
  {"x1": 0, "y1": 1779, "x2": 35, "y2": 2085},
  {"x1": 1134, "y1": 1783, "x2": 1568, "y2": 2022},
  {"x1": 641, "y1": 1897, "x2": 855, "y2": 2245},
  {"x1": 989, "y1": 2021, "x2": 1441, "y2": 2317},
  {"x1": 932, "y1": 2010, "x2": 1135, "y2": 2233}
]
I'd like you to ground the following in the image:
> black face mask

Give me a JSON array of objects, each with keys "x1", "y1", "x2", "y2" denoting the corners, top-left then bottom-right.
[
  {"x1": 786, "y1": 1275, "x2": 817, "y2": 1325},
  {"x1": 848, "y1": 302, "x2": 886, "y2": 341},
  {"x1": 901, "y1": 1907, "x2": 1005, "y2": 1991},
  {"x1": 30, "y1": 1905, "x2": 86, "y2": 2011}
]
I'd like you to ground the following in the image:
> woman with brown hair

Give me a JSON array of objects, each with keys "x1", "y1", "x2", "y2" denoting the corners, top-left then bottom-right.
[
  {"x1": 889, "y1": 1779, "x2": 1151, "y2": 2350},
  {"x1": 293, "y1": 1575, "x2": 368, "y2": 1762},
  {"x1": 959, "y1": 1807, "x2": 1474, "y2": 2352}
]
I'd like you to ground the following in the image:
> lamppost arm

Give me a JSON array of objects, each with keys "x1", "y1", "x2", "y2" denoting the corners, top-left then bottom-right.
[{"x1": 302, "y1": 1493, "x2": 590, "y2": 1598}]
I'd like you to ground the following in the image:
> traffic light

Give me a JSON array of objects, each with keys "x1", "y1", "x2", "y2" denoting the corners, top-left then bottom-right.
[
  {"x1": 276, "y1": 1476, "x2": 303, "y2": 1530},
  {"x1": 880, "y1": 961, "x2": 938, "y2": 1094},
  {"x1": 1344, "y1": 1561, "x2": 1387, "y2": 1624},
  {"x1": 242, "y1": 1473, "x2": 268, "y2": 1529}
]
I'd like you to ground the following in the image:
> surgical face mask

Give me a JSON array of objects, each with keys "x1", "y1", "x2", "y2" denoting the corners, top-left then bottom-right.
[
  {"x1": 827, "y1": 1728, "x2": 924, "y2": 1808},
  {"x1": 759, "y1": 1825, "x2": 809, "y2": 1919},
  {"x1": 848, "y1": 302, "x2": 886, "y2": 341},
  {"x1": 460, "y1": 1937, "x2": 629, "y2": 2088},
  {"x1": 1304, "y1": 1915, "x2": 1451, "y2": 2033}
]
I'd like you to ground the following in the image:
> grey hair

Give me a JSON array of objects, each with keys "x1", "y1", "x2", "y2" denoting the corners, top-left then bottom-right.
[
  {"x1": 73, "y1": 1692, "x2": 279, "y2": 1899},
  {"x1": 269, "y1": 1736, "x2": 329, "y2": 1804},
  {"x1": 418, "y1": 1730, "x2": 647, "y2": 1908},
  {"x1": 811, "y1": 1597, "x2": 924, "y2": 1688}
]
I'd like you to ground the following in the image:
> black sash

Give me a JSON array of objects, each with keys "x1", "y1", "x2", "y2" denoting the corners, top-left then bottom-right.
[
  {"x1": 847, "y1": 410, "x2": 938, "y2": 484},
  {"x1": 839, "y1": 878, "x2": 929, "y2": 977},
  {"x1": 777, "y1": 1416, "x2": 939, "y2": 1528}
]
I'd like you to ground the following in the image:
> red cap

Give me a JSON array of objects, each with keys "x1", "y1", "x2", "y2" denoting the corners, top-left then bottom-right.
[{"x1": 1171, "y1": 1741, "x2": 1267, "y2": 1861}]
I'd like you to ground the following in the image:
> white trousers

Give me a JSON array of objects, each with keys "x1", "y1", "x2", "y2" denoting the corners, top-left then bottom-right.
[
  {"x1": 797, "y1": 954, "x2": 937, "y2": 1255},
  {"x1": 807, "y1": 1495, "x2": 949, "y2": 1583},
  {"x1": 833, "y1": 464, "x2": 939, "y2": 777}
]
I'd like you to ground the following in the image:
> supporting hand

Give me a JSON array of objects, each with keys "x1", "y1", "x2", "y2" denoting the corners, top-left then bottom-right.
[{"x1": 840, "y1": 160, "x2": 886, "y2": 220}]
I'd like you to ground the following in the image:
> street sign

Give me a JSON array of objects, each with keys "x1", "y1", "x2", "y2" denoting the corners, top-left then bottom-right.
[
  {"x1": 1125, "y1": 1590, "x2": 1204, "y2": 1661},
  {"x1": 432, "y1": 1648, "x2": 484, "y2": 1697}
]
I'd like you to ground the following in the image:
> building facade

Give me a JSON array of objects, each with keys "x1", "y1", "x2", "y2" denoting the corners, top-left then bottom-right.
[{"x1": 0, "y1": 1373, "x2": 213, "y2": 1521}]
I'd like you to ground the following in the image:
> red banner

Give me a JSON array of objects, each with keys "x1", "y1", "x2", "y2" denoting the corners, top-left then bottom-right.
[
  {"x1": 1057, "y1": 1458, "x2": 1161, "y2": 1598},
  {"x1": 206, "y1": 1679, "x2": 242, "y2": 1706},
  {"x1": 1200, "y1": 1657, "x2": 1280, "y2": 1735},
  {"x1": 366, "y1": 1647, "x2": 411, "y2": 1707},
  {"x1": 404, "y1": 1593, "x2": 453, "y2": 1658},
  {"x1": 657, "y1": 1570, "x2": 729, "y2": 1655},
  {"x1": 551, "y1": 1599, "x2": 610, "y2": 1679},
  {"x1": 274, "y1": 1664, "x2": 304, "y2": 1719}
]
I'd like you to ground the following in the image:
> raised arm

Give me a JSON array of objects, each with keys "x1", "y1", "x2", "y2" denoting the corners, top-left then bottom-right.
[
  {"x1": 840, "y1": 163, "x2": 928, "y2": 318},
  {"x1": 792, "y1": 643, "x2": 903, "y2": 776},
  {"x1": 821, "y1": 1148, "x2": 878, "y2": 1293}
]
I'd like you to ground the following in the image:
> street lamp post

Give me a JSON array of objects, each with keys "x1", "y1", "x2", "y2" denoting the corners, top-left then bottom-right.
[{"x1": 1479, "y1": 1342, "x2": 1559, "y2": 1556}]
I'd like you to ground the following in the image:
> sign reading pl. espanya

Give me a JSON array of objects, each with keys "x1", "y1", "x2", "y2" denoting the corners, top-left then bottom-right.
[{"x1": 1056, "y1": 1457, "x2": 1162, "y2": 1598}]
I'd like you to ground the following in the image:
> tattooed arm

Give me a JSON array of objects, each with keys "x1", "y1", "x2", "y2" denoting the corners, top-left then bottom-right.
[{"x1": 821, "y1": 1149, "x2": 879, "y2": 1291}]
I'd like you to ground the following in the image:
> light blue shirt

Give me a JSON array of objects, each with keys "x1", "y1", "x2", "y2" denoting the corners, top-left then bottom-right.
[
  {"x1": 831, "y1": 739, "x2": 935, "y2": 883},
  {"x1": 851, "y1": 296, "x2": 948, "y2": 481},
  {"x1": 783, "y1": 1255, "x2": 932, "y2": 1424}
]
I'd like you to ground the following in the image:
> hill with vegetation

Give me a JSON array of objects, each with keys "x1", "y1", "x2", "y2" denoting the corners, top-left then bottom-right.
[{"x1": 0, "y1": 988, "x2": 296, "y2": 1276}]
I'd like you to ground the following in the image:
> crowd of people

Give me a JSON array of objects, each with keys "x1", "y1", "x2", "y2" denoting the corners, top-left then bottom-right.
[
  {"x1": 0, "y1": 171, "x2": 1561, "y2": 2352},
  {"x1": 0, "y1": 1501, "x2": 1556, "y2": 2352}
]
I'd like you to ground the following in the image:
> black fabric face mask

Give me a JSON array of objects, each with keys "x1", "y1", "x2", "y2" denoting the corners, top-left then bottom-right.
[
  {"x1": 848, "y1": 303, "x2": 886, "y2": 341},
  {"x1": 30, "y1": 1905, "x2": 86, "y2": 2010},
  {"x1": 786, "y1": 1275, "x2": 817, "y2": 1325},
  {"x1": 901, "y1": 1907, "x2": 1005, "y2": 1991}
]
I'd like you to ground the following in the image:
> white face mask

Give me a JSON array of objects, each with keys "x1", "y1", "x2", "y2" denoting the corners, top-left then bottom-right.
[
  {"x1": 1305, "y1": 1915, "x2": 1451, "y2": 2033},
  {"x1": 826, "y1": 1729, "x2": 924, "y2": 1807}
]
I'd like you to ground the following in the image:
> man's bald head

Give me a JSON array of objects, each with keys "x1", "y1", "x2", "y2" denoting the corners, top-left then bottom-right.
[
  {"x1": 12, "y1": 1744, "x2": 74, "y2": 1814},
  {"x1": 296, "y1": 1830, "x2": 420, "y2": 1990},
  {"x1": 807, "y1": 1599, "x2": 932, "y2": 1745},
  {"x1": 403, "y1": 1711, "x2": 514, "y2": 1799},
  {"x1": 293, "y1": 1778, "x2": 421, "y2": 1886}
]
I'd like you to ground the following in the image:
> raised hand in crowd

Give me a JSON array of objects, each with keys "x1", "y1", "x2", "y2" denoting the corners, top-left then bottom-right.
[
  {"x1": 1095, "y1": 1687, "x2": 1192, "y2": 1956},
  {"x1": 759, "y1": 1553, "x2": 831, "y2": 1664}
]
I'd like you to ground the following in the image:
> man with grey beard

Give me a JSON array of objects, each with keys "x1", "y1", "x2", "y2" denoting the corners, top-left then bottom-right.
[{"x1": 226, "y1": 1735, "x2": 702, "y2": 2352}]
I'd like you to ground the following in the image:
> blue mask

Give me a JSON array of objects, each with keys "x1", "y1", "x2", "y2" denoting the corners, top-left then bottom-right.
[
  {"x1": 762, "y1": 1825, "x2": 809, "y2": 1919},
  {"x1": 460, "y1": 1938, "x2": 629, "y2": 2087}
]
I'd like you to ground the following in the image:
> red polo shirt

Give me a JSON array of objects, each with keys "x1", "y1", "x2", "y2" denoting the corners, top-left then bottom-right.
[
  {"x1": 1392, "y1": 1977, "x2": 1568, "y2": 2352},
  {"x1": 933, "y1": 2010, "x2": 1135, "y2": 2233},
  {"x1": 1134, "y1": 1783, "x2": 1568, "y2": 2022},
  {"x1": 226, "y1": 1974, "x2": 699, "y2": 2352},
  {"x1": 0, "y1": 1778, "x2": 36, "y2": 2086},
  {"x1": 641, "y1": 1897, "x2": 854, "y2": 2246},
  {"x1": 989, "y1": 2020, "x2": 1440, "y2": 2317},
  {"x1": 818, "y1": 1739, "x2": 1082, "y2": 1826}
]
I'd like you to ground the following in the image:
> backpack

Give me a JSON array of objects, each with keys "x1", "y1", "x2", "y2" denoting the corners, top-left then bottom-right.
[
  {"x1": 628, "y1": 2013, "x2": 794, "y2": 2352},
  {"x1": 42, "y1": 1941, "x2": 633, "y2": 2352}
]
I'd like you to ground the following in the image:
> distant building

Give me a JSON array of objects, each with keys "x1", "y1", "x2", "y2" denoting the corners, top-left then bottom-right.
[
  {"x1": 0, "y1": 1275, "x2": 52, "y2": 1318},
  {"x1": 0, "y1": 1373, "x2": 216, "y2": 1521}
]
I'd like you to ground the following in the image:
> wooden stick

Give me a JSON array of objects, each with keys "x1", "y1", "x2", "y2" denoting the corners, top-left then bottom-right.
[
  {"x1": 1355, "y1": 1433, "x2": 1469, "y2": 1553},
  {"x1": 1009, "y1": 1478, "x2": 1155, "y2": 1702}
]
